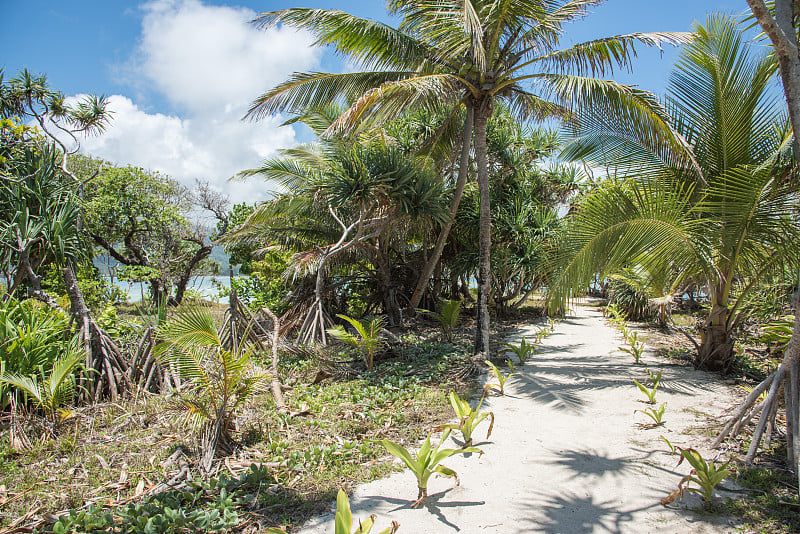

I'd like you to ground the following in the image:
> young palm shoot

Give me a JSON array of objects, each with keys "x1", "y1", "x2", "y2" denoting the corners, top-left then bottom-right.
[
  {"x1": 501, "y1": 337, "x2": 538, "y2": 365},
  {"x1": 438, "y1": 391, "x2": 494, "y2": 447},
  {"x1": 379, "y1": 428, "x2": 481, "y2": 508},
  {"x1": 484, "y1": 360, "x2": 519, "y2": 395},
  {"x1": 619, "y1": 331, "x2": 645, "y2": 364},
  {"x1": 418, "y1": 299, "x2": 462, "y2": 343},
  {"x1": 154, "y1": 307, "x2": 269, "y2": 471},
  {"x1": 264, "y1": 489, "x2": 398, "y2": 534},
  {"x1": 632, "y1": 370, "x2": 662, "y2": 404},
  {"x1": 0, "y1": 346, "x2": 83, "y2": 425},
  {"x1": 662, "y1": 448, "x2": 731, "y2": 504},
  {"x1": 635, "y1": 402, "x2": 667, "y2": 427},
  {"x1": 327, "y1": 314, "x2": 385, "y2": 370},
  {"x1": 535, "y1": 326, "x2": 549, "y2": 342}
]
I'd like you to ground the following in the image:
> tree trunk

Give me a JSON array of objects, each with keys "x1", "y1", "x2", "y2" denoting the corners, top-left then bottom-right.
[
  {"x1": 407, "y1": 108, "x2": 474, "y2": 313},
  {"x1": 747, "y1": 0, "x2": 800, "y2": 157},
  {"x1": 696, "y1": 302, "x2": 734, "y2": 371},
  {"x1": 63, "y1": 266, "x2": 128, "y2": 400},
  {"x1": 172, "y1": 244, "x2": 213, "y2": 305},
  {"x1": 473, "y1": 105, "x2": 492, "y2": 359},
  {"x1": 377, "y1": 244, "x2": 402, "y2": 327}
]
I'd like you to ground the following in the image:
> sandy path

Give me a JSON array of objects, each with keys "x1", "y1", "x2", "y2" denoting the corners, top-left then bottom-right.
[{"x1": 300, "y1": 304, "x2": 741, "y2": 533}]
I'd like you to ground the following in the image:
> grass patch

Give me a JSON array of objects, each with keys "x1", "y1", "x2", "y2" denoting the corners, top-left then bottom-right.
[
  {"x1": 723, "y1": 465, "x2": 800, "y2": 534},
  {"x1": 0, "y1": 328, "x2": 477, "y2": 533}
]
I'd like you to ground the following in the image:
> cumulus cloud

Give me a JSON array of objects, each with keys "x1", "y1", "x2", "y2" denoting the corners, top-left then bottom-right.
[
  {"x1": 138, "y1": 0, "x2": 318, "y2": 114},
  {"x1": 74, "y1": 95, "x2": 292, "y2": 203},
  {"x1": 73, "y1": 0, "x2": 321, "y2": 204}
]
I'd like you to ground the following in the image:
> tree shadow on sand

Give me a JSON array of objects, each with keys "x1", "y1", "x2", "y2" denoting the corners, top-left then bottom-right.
[
  {"x1": 546, "y1": 448, "x2": 634, "y2": 480},
  {"x1": 493, "y1": 350, "x2": 719, "y2": 415},
  {"x1": 358, "y1": 488, "x2": 485, "y2": 532}
]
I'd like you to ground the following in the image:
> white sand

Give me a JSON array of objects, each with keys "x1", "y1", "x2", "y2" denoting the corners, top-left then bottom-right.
[{"x1": 299, "y1": 303, "x2": 741, "y2": 533}]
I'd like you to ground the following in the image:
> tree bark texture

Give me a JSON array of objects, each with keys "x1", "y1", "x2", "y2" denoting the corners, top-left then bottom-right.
[
  {"x1": 473, "y1": 105, "x2": 492, "y2": 359},
  {"x1": 696, "y1": 302, "x2": 734, "y2": 371}
]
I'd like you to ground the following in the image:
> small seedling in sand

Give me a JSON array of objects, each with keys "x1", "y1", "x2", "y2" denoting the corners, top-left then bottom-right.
[
  {"x1": 265, "y1": 489, "x2": 398, "y2": 534},
  {"x1": 605, "y1": 303, "x2": 627, "y2": 325},
  {"x1": 378, "y1": 428, "x2": 481, "y2": 508},
  {"x1": 636, "y1": 402, "x2": 666, "y2": 426},
  {"x1": 661, "y1": 448, "x2": 731, "y2": 504},
  {"x1": 619, "y1": 331, "x2": 645, "y2": 364},
  {"x1": 633, "y1": 369, "x2": 662, "y2": 404},
  {"x1": 438, "y1": 391, "x2": 494, "y2": 447},
  {"x1": 501, "y1": 337, "x2": 537, "y2": 365},
  {"x1": 535, "y1": 325, "x2": 549, "y2": 341},
  {"x1": 484, "y1": 360, "x2": 519, "y2": 395},
  {"x1": 660, "y1": 435, "x2": 677, "y2": 455}
]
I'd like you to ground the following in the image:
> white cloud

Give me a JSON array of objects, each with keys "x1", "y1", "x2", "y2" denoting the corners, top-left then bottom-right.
[
  {"x1": 74, "y1": 95, "x2": 292, "y2": 204},
  {"x1": 72, "y1": 0, "x2": 321, "y2": 205},
  {"x1": 138, "y1": 0, "x2": 318, "y2": 114}
]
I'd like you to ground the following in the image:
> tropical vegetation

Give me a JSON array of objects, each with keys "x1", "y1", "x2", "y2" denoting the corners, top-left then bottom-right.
[{"x1": 2, "y1": 3, "x2": 800, "y2": 533}]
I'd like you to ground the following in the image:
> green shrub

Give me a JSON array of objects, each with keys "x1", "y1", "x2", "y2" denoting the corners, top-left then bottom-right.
[
  {"x1": 0, "y1": 299, "x2": 79, "y2": 411},
  {"x1": 154, "y1": 307, "x2": 269, "y2": 455},
  {"x1": 327, "y1": 315, "x2": 385, "y2": 371},
  {"x1": 419, "y1": 298, "x2": 462, "y2": 342}
]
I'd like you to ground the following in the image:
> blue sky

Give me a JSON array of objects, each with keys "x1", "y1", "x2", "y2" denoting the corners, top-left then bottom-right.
[{"x1": 2, "y1": 0, "x2": 745, "y2": 203}]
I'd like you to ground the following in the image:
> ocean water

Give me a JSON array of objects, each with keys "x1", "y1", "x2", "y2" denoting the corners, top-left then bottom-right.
[{"x1": 108, "y1": 275, "x2": 234, "y2": 303}]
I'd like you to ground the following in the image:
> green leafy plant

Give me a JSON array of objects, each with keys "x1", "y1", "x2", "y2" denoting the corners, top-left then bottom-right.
[
  {"x1": 154, "y1": 307, "x2": 269, "y2": 465},
  {"x1": 484, "y1": 360, "x2": 519, "y2": 395},
  {"x1": 662, "y1": 448, "x2": 732, "y2": 504},
  {"x1": 378, "y1": 428, "x2": 481, "y2": 507},
  {"x1": 619, "y1": 331, "x2": 645, "y2": 364},
  {"x1": 660, "y1": 435, "x2": 677, "y2": 455},
  {"x1": 418, "y1": 298, "x2": 462, "y2": 342},
  {"x1": 264, "y1": 489, "x2": 398, "y2": 534},
  {"x1": 501, "y1": 337, "x2": 537, "y2": 365},
  {"x1": 327, "y1": 314, "x2": 385, "y2": 370},
  {"x1": 438, "y1": 391, "x2": 494, "y2": 447},
  {"x1": 635, "y1": 402, "x2": 666, "y2": 426},
  {"x1": 0, "y1": 344, "x2": 83, "y2": 424},
  {"x1": 535, "y1": 326, "x2": 549, "y2": 342},
  {"x1": 632, "y1": 369, "x2": 662, "y2": 404},
  {"x1": 605, "y1": 303, "x2": 627, "y2": 326},
  {"x1": 0, "y1": 299, "x2": 75, "y2": 410},
  {"x1": 757, "y1": 315, "x2": 793, "y2": 347}
]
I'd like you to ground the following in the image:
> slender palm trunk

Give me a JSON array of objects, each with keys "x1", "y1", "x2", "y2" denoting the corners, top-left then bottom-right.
[
  {"x1": 473, "y1": 105, "x2": 491, "y2": 358},
  {"x1": 407, "y1": 108, "x2": 474, "y2": 313}
]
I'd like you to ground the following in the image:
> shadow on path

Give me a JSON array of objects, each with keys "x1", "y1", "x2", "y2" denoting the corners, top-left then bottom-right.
[{"x1": 360, "y1": 489, "x2": 485, "y2": 532}]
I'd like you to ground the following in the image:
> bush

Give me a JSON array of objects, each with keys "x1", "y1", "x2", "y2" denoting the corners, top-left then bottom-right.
[{"x1": 0, "y1": 299, "x2": 78, "y2": 411}]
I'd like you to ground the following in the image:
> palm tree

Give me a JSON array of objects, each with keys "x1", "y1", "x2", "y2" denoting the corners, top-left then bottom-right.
[
  {"x1": 247, "y1": 0, "x2": 686, "y2": 357},
  {"x1": 231, "y1": 106, "x2": 449, "y2": 341},
  {"x1": 550, "y1": 15, "x2": 799, "y2": 371}
]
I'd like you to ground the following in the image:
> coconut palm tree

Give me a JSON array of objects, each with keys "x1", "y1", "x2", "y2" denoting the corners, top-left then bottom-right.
[
  {"x1": 247, "y1": 0, "x2": 687, "y2": 357},
  {"x1": 550, "y1": 15, "x2": 800, "y2": 371}
]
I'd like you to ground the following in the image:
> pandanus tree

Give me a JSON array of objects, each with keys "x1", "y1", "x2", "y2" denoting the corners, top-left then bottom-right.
[
  {"x1": 247, "y1": 0, "x2": 686, "y2": 357},
  {"x1": 0, "y1": 72, "x2": 130, "y2": 401},
  {"x1": 722, "y1": 0, "x2": 800, "y2": 487},
  {"x1": 550, "y1": 16, "x2": 800, "y2": 372},
  {"x1": 230, "y1": 106, "x2": 448, "y2": 341}
]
